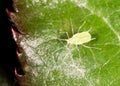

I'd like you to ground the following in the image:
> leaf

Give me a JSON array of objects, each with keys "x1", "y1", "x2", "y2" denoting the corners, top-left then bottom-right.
[{"x1": 17, "y1": 0, "x2": 120, "y2": 86}]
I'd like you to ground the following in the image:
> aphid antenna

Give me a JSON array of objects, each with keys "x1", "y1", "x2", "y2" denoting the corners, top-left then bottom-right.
[
  {"x1": 59, "y1": 38, "x2": 68, "y2": 41},
  {"x1": 56, "y1": 31, "x2": 71, "y2": 42},
  {"x1": 59, "y1": 31, "x2": 69, "y2": 37},
  {"x1": 55, "y1": 37, "x2": 68, "y2": 43}
]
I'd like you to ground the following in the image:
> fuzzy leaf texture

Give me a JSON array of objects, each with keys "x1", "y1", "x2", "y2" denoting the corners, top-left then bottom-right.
[{"x1": 16, "y1": 0, "x2": 120, "y2": 86}]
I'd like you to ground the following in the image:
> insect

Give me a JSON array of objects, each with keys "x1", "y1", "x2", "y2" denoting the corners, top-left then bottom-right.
[
  {"x1": 57, "y1": 19, "x2": 99, "y2": 50},
  {"x1": 58, "y1": 30, "x2": 98, "y2": 50},
  {"x1": 66, "y1": 31, "x2": 95, "y2": 45}
]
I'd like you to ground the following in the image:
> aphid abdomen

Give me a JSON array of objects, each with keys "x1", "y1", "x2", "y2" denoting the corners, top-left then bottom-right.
[{"x1": 76, "y1": 32, "x2": 91, "y2": 44}]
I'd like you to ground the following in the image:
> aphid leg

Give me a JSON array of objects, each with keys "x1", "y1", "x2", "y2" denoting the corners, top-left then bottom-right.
[
  {"x1": 82, "y1": 44, "x2": 101, "y2": 50},
  {"x1": 69, "y1": 18, "x2": 74, "y2": 35},
  {"x1": 87, "y1": 27, "x2": 92, "y2": 32},
  {"x1": 77, "y1": 21, "x2": 86, "y2": 32},
  {"x1": 75, "y1": 45, "x2": 82, "y2": 58},
  {"x1": 75, "y1": 45, "x2": 80, "y2": 52},
  {"x1": 65, "y1": 31, "x2": 69, "y2": 39}
]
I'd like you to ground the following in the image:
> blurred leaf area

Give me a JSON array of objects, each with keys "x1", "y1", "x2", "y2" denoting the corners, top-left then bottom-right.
[{"x1": 13, "y1": 0, "x2": 120, "y2": 86}]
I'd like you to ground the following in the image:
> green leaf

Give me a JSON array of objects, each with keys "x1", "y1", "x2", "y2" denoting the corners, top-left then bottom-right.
[{"x1": 17, "y1": 0, "x2": 120, "y2": 86}]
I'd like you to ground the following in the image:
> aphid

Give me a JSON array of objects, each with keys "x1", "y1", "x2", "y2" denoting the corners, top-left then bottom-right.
[
  {"x1": 59, "y1": 20, "x2": 94, "y2": 46},
  {"x1": 58, "y1": 30, "x2": 99, "y2": 50},
  {"x1": 57, "y1": 19, "x2": 99, "y2": 50},
  {"x1": 66, "y1": 31, "x2": 95, "y2": 45}
]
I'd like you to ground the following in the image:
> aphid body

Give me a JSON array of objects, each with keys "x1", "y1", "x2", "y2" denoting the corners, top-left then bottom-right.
[{"x1": 66, "y1": 31, "x2": 93, "y2": 45}]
